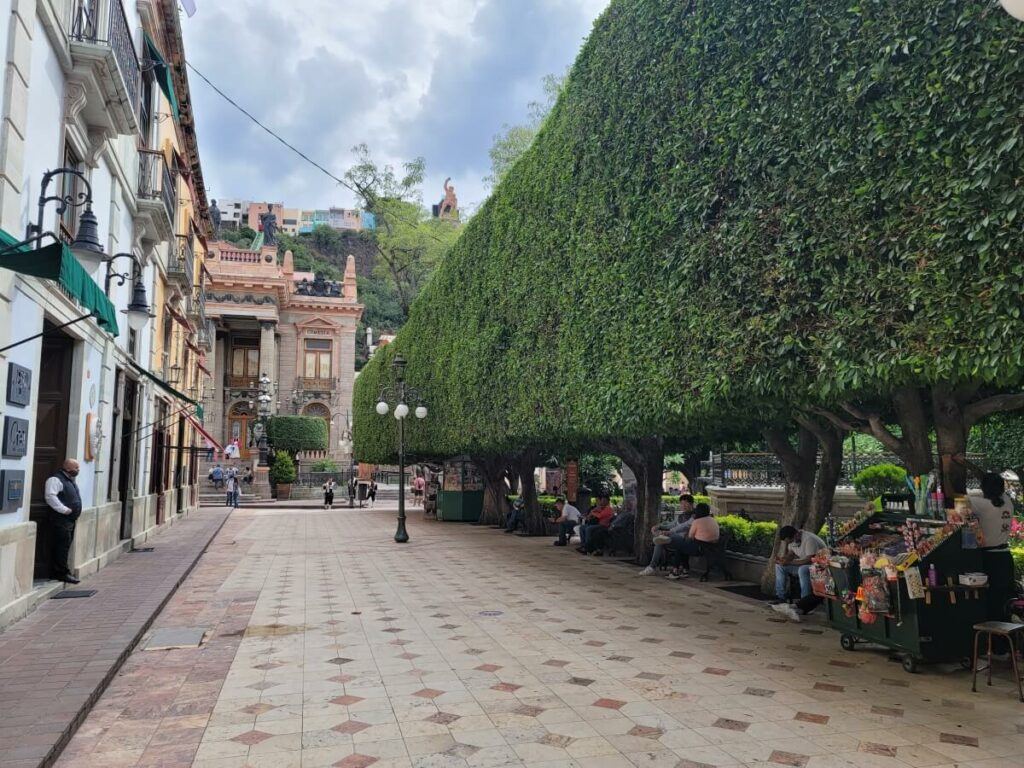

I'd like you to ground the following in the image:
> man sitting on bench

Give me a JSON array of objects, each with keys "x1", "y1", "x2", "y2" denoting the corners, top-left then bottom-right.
[
  {"x1": 552, "y1": 497, "x2": 580, "y2": 546},
  {"x1": 666, "y1": 503, "x2": 719, "y2": 580},
  {"x1": 577, "y1": 495, "x2": 614, "y2": 553},
  {"x1": 770, "y1": 525, "x2": 826, "y2": 621}
]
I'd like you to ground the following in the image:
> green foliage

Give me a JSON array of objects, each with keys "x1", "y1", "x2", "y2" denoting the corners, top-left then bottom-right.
[
  {"x1": 311, "y1": 459, "x2": 339, "y2": 472},
  {"x1": 971, "y1": 412, "x2": 1024, "y2": 474},
  {"x1": 853, "y1": 463, "x2": 908, "y2": 501},
  {"x1": 221, "y1": 226, "x2": 257, "y2": 247},
  {"x1": 579, "y1": 454, "x2": 620, "y2": 493},
  {"x1": 270, "y1": 451, "x2": 297, "y2": 485},
  {"x1": 486, "y1": 73, "x2": 566, "y2": 188},
  {"x1": 1012, "y1": 547, "x2": 1024, "y2": 580},
  {"x1": 267, "y1": 416, "x2": 328, "y2": 458},
  {"x1": 354, "y1": 0, "x2": 1024, "y2": 466},
  {"x1": 716, "y1": 516, "x2": 779, "y2": 558}
]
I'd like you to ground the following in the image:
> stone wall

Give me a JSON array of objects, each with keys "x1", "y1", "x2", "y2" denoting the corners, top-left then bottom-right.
[{"x1": 708, "y1": 486, "x2": 866, "y2": 521}]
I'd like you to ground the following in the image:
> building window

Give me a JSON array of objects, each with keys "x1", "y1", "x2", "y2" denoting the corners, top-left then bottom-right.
[
  {"x1": 59, "y1": 145, "x2": 86, "y2": 242},
  {"x1": 303, "y1": 338, "x2": 332, "y2": 380},
  {"x1": 231, "y1": 345, "x2": 260, "y2": 381}
]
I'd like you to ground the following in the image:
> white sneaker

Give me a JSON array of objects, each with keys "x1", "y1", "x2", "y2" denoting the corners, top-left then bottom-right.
[
  {"x1": 637, "y1": 566, "x2": 655, "y2": 577},
  {"x1": 771, "y1": 603, "x2": 801, "y2": 622}
]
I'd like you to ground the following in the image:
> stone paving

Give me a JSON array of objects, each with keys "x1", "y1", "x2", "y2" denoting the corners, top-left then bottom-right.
[
  {"x1": 0, "y1": 508, "x2": 232, "y2": 768},
  {"x1": 57, "y1": 505, "x2": 1023, "y2": 768}
]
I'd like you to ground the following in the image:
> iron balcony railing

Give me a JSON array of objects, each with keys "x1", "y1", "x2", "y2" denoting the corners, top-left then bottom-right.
[
  {"x1": 297, "y1": 377, "x2": 336, "y2": 392},
  {"x1": 138, "y1": 149, "x2": 176, "y2": 227},
  {"x1": 700, "y1": 452, "x2": 985, "y2": 489},
  {"x1": 171, "y1": 234, "x2": 195, "y2": 287},
  {"x1": 70, "y1": 0, "x2": 140, "y2": 117}
]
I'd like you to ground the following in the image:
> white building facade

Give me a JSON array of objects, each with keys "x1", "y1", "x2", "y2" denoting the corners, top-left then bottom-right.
[{"x1": 0, "y1": 0, "x2": 212, "y2": 628}]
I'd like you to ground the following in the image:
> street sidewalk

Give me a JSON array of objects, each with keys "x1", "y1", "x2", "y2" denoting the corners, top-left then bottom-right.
[{"x1": 0, "y1": 507, "x2": 232, "y2": 768}]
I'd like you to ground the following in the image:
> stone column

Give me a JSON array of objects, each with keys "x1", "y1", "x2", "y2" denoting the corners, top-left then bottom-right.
[{"x1": 259, "y1": 320, "x2": 278, "y2": 414}]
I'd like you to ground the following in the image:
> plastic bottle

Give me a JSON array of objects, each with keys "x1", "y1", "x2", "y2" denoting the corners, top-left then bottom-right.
[{"x1": 927, "y1": 563, "x2": 938, "y2": 588}]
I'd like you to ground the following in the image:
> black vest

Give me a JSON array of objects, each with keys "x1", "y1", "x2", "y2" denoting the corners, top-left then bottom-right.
[{"x1": 55, "y1": 471, "x2": 83, "y2": 521}]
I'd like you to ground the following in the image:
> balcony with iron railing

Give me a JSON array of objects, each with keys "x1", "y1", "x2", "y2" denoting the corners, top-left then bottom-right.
[
  {"x1": 169, "y1": 234, "x2": 195, "y2": 289},
  {"x1": 68, "y1": 0, "x2": 140, "y2": 135},
  {"x1": 138, "y1": 149, "x2": 176, "y2": 238},
  {"x1": 297, "y1": 377, "x2": 337, "y2": 393}
]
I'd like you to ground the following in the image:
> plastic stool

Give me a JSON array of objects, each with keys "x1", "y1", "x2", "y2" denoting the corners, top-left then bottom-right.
[{"x1": 971, "y1": 621, "x2": 1024, "y2": 702}]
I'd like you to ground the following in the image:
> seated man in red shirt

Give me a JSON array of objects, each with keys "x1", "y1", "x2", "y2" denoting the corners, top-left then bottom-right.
[{"x1": 577, "y1": 495, "x2": 614, "y2": 554}]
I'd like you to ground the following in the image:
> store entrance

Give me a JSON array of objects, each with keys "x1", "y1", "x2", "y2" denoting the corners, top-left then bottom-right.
[{"x1": 30, "y1": 325, "x2": 74, "y2": 578}]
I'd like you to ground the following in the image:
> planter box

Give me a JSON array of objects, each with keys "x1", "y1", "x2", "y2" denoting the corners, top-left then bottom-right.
[{"x1": 276, "y1": 484, "x2": 293, "y2": 500}]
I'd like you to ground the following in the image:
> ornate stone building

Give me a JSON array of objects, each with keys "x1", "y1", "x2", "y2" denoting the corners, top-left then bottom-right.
[{"x1": 203, "y1": 243, "x2": 363, "y2": 462}]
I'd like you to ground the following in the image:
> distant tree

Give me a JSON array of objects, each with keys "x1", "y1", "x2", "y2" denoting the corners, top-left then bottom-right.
[
  {"x1": 345, "y1": 144, "x2": 460, "y2": 319},
  {"x1": 485, "y1": 72, "x2": 566, "y2": 188},
  {"x1": 221, "y1": 226, "x2": 257, "y2": 247}
]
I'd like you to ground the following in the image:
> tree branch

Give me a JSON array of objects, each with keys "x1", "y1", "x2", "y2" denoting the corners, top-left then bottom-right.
[
  {"x1": 964, "y1": 393, "x2": 1024, "y2": 429},
  {"x1": 807, "y1": 406, "x2": 858, "y2": 433},
  {"x1": 764, "y1": 429, "x2": 803, "y2": 477},
  {"x1": 794, "y1": 413, "x2": 843, "y2": 447},
  {"x1": 840, "y1": 401, "x2": 904, "y2": 454}
]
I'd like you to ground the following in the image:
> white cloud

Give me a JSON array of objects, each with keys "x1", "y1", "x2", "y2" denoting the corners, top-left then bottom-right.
[{"x1": 180, "y1": 0, "x2": 607, "y2": 211}]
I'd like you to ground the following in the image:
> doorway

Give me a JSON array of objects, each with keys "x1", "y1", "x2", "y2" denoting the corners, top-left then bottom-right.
[
  {"x1": 117, "y1": 376, "x2": 139, "y2": 539},
  {"x1": 30, "y1": 325, "x2": 74, "y2": 578},
  {"x1": 227, "y1": 402, "x2": 252, "y2": 459}
]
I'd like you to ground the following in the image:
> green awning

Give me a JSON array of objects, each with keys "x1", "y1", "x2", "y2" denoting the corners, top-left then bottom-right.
[
  {"x1": 0, "y1": 229, "x2": 119, "y2": 336},
  {"x1": 129, "y1": 360, "x2": 198, "y2": 407},
  {"x1": 144, "y1": 32, "x2": 180, "y2": 122}
]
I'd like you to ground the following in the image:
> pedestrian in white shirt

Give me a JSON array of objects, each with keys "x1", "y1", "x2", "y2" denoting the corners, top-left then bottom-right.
[
  {"x1": 552, "y1": 497, "x2": 581, "y2": 547},
  {"x1": 43, "y1": 459, "x2": 82, "y2": 584}
]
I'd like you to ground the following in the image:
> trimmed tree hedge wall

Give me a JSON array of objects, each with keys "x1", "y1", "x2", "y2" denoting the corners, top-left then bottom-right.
[
  {"x1": 267, "y1": 416, "x2": 329, "y2": 457},
  {"x1": 355, "y1": 0, "x2": 1024, "y2": 465}
]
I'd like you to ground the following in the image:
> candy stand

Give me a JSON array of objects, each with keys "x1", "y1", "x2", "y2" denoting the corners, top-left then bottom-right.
[{"x1": 816, "y1": 496, "x2": 990, "y2": 673}]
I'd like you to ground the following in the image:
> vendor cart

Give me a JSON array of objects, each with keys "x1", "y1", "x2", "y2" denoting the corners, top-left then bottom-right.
[{"x1": 820, "y1": 510, "x2": 988, "y2": 673}]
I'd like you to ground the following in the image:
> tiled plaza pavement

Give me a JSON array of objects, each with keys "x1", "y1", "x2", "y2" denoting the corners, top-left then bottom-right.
[
  {"x1": 58, "y1": 506, "x2": 1023, "y2": 768},
  {"x1": 0, "y1": 508, "x2": 232, "y2": 768}
]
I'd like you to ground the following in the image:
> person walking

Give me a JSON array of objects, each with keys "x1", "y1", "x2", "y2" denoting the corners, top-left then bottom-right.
[
  {"x1": 368, "y1": 480, "x2": 378, "y2": 507},
  {"x1": 43, "y1": 459, "x2": 83, "y2": 584},
  {"x1": 209, "y1": 464, "x2": 224, "y2": 489},
  {"x1": 323, "y1": 478, "x2": 336, "y2": 510}
]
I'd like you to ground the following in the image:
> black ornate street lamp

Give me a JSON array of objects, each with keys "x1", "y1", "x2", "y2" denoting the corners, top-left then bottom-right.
[
  {"x1": 26, "y1": 167, "x2": 106, "y2": 268},
  {"x1": 255, "y1": 373, "x2": 273, "y2": 467},
  {"x1": 103, "y1": 253, "x2": 153, "y2": 332},
  {"x1": 375, "y1": 355, "x2": 427, "y2": 543}
]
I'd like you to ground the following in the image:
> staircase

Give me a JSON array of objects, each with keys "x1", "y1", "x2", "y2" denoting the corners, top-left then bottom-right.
[{"x1": 196, "y1": 456, "x2": 269, "y2": 507}]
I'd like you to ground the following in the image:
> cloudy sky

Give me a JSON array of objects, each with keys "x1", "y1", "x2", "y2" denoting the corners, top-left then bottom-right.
[{"x1": 180, "y1": 0, "x2": 609, "y2": 214}]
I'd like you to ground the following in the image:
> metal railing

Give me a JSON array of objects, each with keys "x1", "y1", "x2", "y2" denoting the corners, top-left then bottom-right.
[
  {"x1": 70, "y1": 0, "x2": 140, "y2": 116},
  {"x1": 700, "y1": 452, "x2": 985, "y2": 489},
  {"x1": 171, "y1": 234, "x2": 195, "y2": 286},
  {"x1": 297, "y1": 377, "x2": 336, "y2": 392},
  {"x1": 139, "y1": 149, "x2": 176, "y2": 227}
]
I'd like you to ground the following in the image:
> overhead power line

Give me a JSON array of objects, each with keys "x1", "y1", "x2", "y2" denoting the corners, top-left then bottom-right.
[{"x1": 184, "y1": 60, "x2": 457, "y2": 246}]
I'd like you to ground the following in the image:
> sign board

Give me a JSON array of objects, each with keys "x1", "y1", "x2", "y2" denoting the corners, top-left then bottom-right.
[
  {"x1": 0, "y1": 469, "x2": 25, "y2": 512},
  {"x1": 6, "y1": 363, "x2": 31, "y2": 407},
  {"x1": 565, "y1": 460, "x2": 580, "y2": 503},
  {"x1": 2, "y1": 417, "x2": 29, "y2": 458}
]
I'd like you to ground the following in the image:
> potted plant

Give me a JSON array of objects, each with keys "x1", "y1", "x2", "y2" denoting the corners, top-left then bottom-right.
[{"x1": 270, "y1": 451, "x2": 297, "y2": 500}]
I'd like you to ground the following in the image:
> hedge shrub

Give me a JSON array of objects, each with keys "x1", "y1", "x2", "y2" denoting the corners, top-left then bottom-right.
[
  {"x1": 270, "y1": 452, "x2": 297, "y2": 485},
  {"x1": 354, "y1": 1, "x2": 1024, "y2": 466},
  {"x1": 267, "y1": 416, "x2": 328, "y2": 458},
  {"x1": 852, "y1": 464, "x2": 908, "y2": 501}
]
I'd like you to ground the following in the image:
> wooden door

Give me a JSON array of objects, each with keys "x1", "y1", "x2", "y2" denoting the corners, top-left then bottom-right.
[
  {"x1": 30, "y1": 328, "x2": 74, "y2": 577},
  {"x1": 227, "y1": 414, "x2": 251, "y2": 459}
]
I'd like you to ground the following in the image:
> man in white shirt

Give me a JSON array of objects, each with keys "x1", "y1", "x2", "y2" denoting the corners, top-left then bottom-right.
[
  {"x1": 771, "y1": 525, "x2": 826, "y2": 621},
  {"x1": 552, "y1": 497, "x2": 581, "y2": 547},
  {"x1": 43, "y1": 459, "x2": 83, "y2": 584}
]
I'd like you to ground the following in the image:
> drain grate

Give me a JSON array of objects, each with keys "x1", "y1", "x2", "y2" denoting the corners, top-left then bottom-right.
[
  {"x1": 52, "y1": 590, "x2": 97, "y2": 599},
  {"x1": 143, "y1": 627, "x2": 208, "y2": 650},
  {"x1": 130, "y1": 547, "x2": 155, "y2": 553}
]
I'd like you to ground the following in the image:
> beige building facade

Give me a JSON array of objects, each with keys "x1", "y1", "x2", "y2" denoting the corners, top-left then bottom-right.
[{"x1": 204, "y1": 243, "x2": 363, "y2": 464}]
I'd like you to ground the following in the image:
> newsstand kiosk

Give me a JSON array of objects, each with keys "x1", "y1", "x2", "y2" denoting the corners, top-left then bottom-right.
[{"x1": 815, "y1": 503, "x2": 989, "y2": 673}]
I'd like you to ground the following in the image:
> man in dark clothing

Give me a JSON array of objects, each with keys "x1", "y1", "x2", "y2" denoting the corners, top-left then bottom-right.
[{"x1": 43, "y1": 459, "x2": 83, "y2": 584}]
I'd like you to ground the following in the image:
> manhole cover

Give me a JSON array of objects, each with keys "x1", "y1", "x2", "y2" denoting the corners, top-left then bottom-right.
[
  {"x1": 52, "y1": 589, "x2": 97, "y2": 600},
  {"x1": 478, "y1": 610, "x2": 503, "y2": 617},
  {"x1": 144, "y1": 627, "x2": 207, "y2": 650}
]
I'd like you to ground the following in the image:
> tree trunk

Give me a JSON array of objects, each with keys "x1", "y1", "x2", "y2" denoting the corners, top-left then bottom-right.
[
  {"x1": 893, "y1": 386, "x2": 934, "y2": 475},
  {"x1": 761, "y1": 427, "x2": 817, "y2": 594},
  {"x1": 475, "y1": 456, "x2": 511, "y2": 526},
  {"x1": 932, "y1": 385, "x2": 969, "y2": 499},
  {"x1": 513, "y1": 450, "x2": 544, "y2": 535},
  {"x1": 679, "y1": 452, "x2": 703, "y2": 493},
  {"x1": 808, "y1": 423, "x2": 845, "y2": 535},
  {"x1": 602, "y1": 437, "x2": 664, "y2": 564}
]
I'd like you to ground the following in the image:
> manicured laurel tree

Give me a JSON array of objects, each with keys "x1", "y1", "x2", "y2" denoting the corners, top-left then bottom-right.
[
  {"x1": 266, "y1": 416, "x2": 328, "y2": 459},
  {"x1": 355, "y1": 1, "x2": 1024, "y2": 466},
  {"x1": 852, "y1": 463, "x2": 908, "y2": 501}
]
